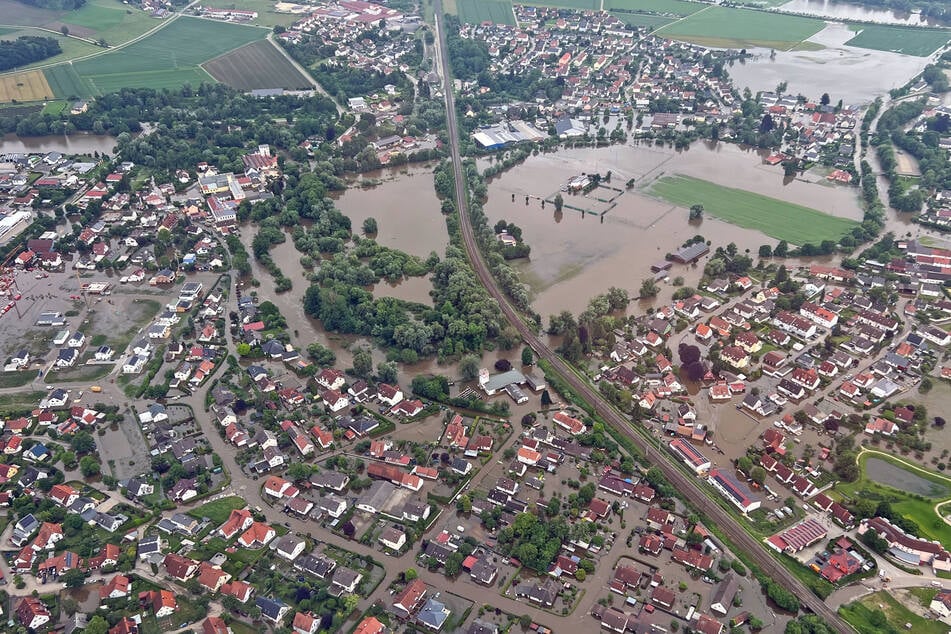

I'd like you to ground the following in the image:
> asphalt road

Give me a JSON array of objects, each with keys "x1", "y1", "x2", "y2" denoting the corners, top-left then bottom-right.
[{"x1": 430, "y1": 4, "x2": 855, "y2": 632}]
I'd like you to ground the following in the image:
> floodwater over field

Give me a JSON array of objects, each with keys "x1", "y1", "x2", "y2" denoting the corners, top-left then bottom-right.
[
  {"x1": 483, "y1": 142, "x2": 861, "y2": 317},
  {"x1": 332, "y1": 164, "x2": 448, "y2": 258},
  {"x1": 864, "y1": 457, "x2": 951, "y2": 498},
  {"x1": 0, "y1": 132, "x2": 118, "y2": 155},
  {"x1": 726, "y1": 24, "x2": 931, "y2": 105},
  {"x1": 779, "y1": 0, "x2": 934, "y2": 26}
]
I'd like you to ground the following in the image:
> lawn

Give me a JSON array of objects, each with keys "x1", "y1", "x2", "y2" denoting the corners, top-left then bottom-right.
[
  {"x1": 455, "y1": 0, "x2": 515, "y2": 25},
  {"x1": 187, "y1": 495, "x2": 247, "y2": 524},
  {"x1": 605, "y1": 0, "x2": 703, "y2": 16},
  {"x1": 647, "y1": 174, "x2": 859, "y2": 244},
  {"x1": 840, "y1": 591, "x2": 948, "y2": 634},
  {"x1": 0, "y1": 390, "x2": 45, "y2": 411},
  {"x1": 41, "y1": 100, "x2": 68, "y2": 114},
  {"x1": 845, "y1": 24, "x2": 951, "y2": 57},
  {"x1": 656, "y1": 5, "x2": 825, "y2": 50}
]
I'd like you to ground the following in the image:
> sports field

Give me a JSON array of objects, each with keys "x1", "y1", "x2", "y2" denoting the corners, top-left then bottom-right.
[
  {"x1": 0, "y1": 70, "x2": 54, "y2": 103},
  {"x1": 845, "y1": 24, "x2": 951, "y2": 57},
  {"x1": 647, "y1": 174, "x2": 859, "y2": 244},
  {"x1": 456, "y1": 0, "x2": 515, "y2": 25},
  {"x1": 605, "y1": 0, "x2": 702, "y2": 16},
  {"x1": 203, "y1": 39, "x2": 311, "y2": 90},
  {"x1": 656, "y1": 5, "x2": 825, "y2": 50}
]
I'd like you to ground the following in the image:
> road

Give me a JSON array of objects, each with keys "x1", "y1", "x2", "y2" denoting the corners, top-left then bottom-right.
[{"x1": 431, "y1": 3, "x2": 854, "y2": 631}]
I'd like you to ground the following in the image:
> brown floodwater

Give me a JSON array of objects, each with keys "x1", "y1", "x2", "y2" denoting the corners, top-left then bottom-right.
[
  {"x1": 728, "y1": 23, "x2": 931, "y2": 105},
  {"x1": 779, "y1": 0, "x2": 935, "y2": 26},
  {"x1": 482, "y1": 142, "x2": 856, "y2": 317},
  {"x1": 332, "y1": 164, "x2": 448, "y2": 258},
  {"x1": 0, "y1": 132, "x2": 119, "y2": 155}
]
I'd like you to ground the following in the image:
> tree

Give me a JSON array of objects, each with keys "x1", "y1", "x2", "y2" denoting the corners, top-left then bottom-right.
[
  {"x1": 445, "y1": 551, "x2": 464, "y2": 577},
  {"x1": 541, "y1": 389, "x2": 552, "y2": 406},
  {"x1": 520, "y1": 413, "x2": 536, "y2": 428},
  {"x1": 79, "y1": 456, "x2": 100, "y2": 477},
  {"x1": 575, "y1": 568, "x2": 586, "y2": 581},
  {"x1": 758, "y1": 244, "x2": 772, "y2": 258},
  {"x1": 919, "y1": 377, "x2": 933, "y2": 394},
  {"x1": 689, "y1": 204, "x2": 704, "y2": 220},
  {"x1": 774, "y1": 240, "x2": 789, "y2": 258},
  {"x1": 352, "y1": 347, "x2": 373, "y2": 378},
  {"x1": 287, "y1": 462, "x2": 312, "y2": 482},
  {"x1": 750, "y1": 466, "x2": 766, "y2": 485},
  {"x1": 404, "y1": 567, "x2": 418, "y2": 581},
  {"x1": 457, "y1": 494, "x2": 472, "y2": 513},
  {"x1": 376, "y1": 361, "x2": 398, "y2": 384},
  {"x1": 62, "y1": 568, "x2": 88, "y2": 588},
  {"x1": 60, "y1": 25, "x2": 69, "y2": 37},
  {"x1": 343, "y1": 593, "x2": 359, "y2": 613},
  {"x1": 236, "y1": 342, "x2": 252, "y2": 356},
  {"x1": 362, "y1": 217, "x2": 378, "y2": 235},
  {"x1": 84, "y1": 616, "x2": 109, "y2": 634},
  {"x1": 459, "y1": 354, "x2": 480, "y2": 381},
  {"x1": 820, "y1": 92, "x2": 831, "y2": 106},
  {"x1": 521, "y1": 347, "x2": 533, "y2": 366},
  {"x1": 519, "y1": 614, "x2": 532, "y2": 629},
  {"x1": 639, "y1": 278, "x2": 659, "y2": 298},
  {"x1": 553, "y1": 193, "x2": 563, "y2": 212},
  {"x1": 70, "y1": 431, "x2": 96, "y2": 454}
]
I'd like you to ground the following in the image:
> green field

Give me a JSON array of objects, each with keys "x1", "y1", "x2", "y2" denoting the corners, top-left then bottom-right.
[
  {"x1": 204, "y1": 0, "x2": 304, "y2": 27},
  {"x1": 647, "y1": 174, "x2": 858, "y2": 244},
  {"x1": 656, "y1": 5, "x2": 825, "y2": 49},
  {"x1": 63, "y1": 0, "x2": 166, "y2": 47},
  {"x1": 187, "y1": 496, "x2": 246, "y2": 524},
  {"x1": 456, "y1": 0, "x2": 515, "y2": 25},
  {"x1": 45, "y1": 16, "x2": 267, "y2": 97},
  {"x1": 520, "y1": 0, "x2": 600, "y2": 10},
  {"x1": 845, "y1": 24, "x2": 951, "y2": 57},
  {"x1": 43, "y1": 64, "x2": 96, "y2": 99},
  {"x1": 840, "y1": 592, "x2": 948, "y2": 634},
  {"x1": 610, "y1": 12, "x2": 674, "y2": 27},
  {"x1": 605, "y1": 0, "x2": 703, "y2": 16}
]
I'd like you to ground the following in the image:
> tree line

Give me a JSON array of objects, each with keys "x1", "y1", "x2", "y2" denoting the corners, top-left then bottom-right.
[{"x1": 0, "y1": 36, "x2": 62, "y2": 72}]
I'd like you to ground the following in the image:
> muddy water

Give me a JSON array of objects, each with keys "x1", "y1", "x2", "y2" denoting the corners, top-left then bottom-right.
[
  {"x1": 332, "y1": 164, "x2": 448, "y2": 258},
  {"x1": 483, "y1": 142, "x2": 857, "y2": 317},
  {"x1": 779, "y1": 0, "x2": 934, "y2": 25},
  {"x1": 371, "y1": 276, "x2": 433, "y2": 304},
  {"x1": 727, "y1": 24, "x2": 931, "y2": 105},
  {"x1": 0, "y1": 132, "x2": 119, "y2": 155}
]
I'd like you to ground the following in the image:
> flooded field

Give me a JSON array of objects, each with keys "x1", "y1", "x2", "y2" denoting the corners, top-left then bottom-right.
[
  {"x1": 483, "y1": 142, "x2": 861, "y2": 317},
  {"x1": 779, "y1": 0, "x2": 935, "y2": 26},
  {"x1": 864, "y1": 457, "x2": 951, "y2": 498},
  {"x1": 0, "y1": 132, "x2": 119, "y2": 155},
  {"x1": 727, "y1": 23, "x2": 931, "y2": 105},
  {"x1": 332, "y1": 164, "x2": 448, "y2": 258}
]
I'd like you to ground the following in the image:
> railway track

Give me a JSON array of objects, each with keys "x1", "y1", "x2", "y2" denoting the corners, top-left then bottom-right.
[{"x1": 431, "y1": 4, "x2": 854, "y2": 632}]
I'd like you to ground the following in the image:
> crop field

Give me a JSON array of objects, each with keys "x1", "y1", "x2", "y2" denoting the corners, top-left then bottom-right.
[
  {"x1": 647, "y1": 174, "x2": 859, "y2": 244},
  {"x1": 656, "y1": 6, "x2": 825, "y2": 50},
  {"x1": 605, "y1": 0, "x2": 703, "y2": 16},
  {"x1": 0, "y1": 0, "x2": 62, "y2": 27},
  {"x1": 456, "y1": 0, "x2": 515, "y2": 25},
  {"x1": 846, "y1": 24, "x2": 951, "y2": 57},
  {"x1": 42, "y1": 64, "x2": 95, "y2": 99},
  {"x1": 610, "y1": 12, "x2": 674, "y2": 28},
  {"x1": 520, "y1": 0, "x2": 600, "y2": 10},
  {"x1": 0, "y1": 70, "x2": 54, "y2": 102},
  {"x1": 57, "y1": 17, "x2": 265, "y2": 95},
  {"x1": 203, "y1": 39, "x2": 311, "y2": 90}
]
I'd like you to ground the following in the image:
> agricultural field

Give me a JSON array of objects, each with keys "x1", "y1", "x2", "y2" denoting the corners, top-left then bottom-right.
[
  {"x1": 0, "y1": 70, "x2": 54, "y2": 103},
  {"x1": 655, "y1": 5, "x2": 825, "y2": 49},
  {"x1": 42, "y1": 64, "x2": 95, "y2": 99},
  {"x1": 519, "y1": 0, "x2": 600, "y2": 10},
  {"x1": 0, "y1": 0, "x2": 63, "y2": 27},
  {"x1": 647, "y1": 174, "x2": 859, "y2": 244},
  {"x1": 604, "y1": 0, "x2": 703, "y2": 16},
  {"x1": 609, "y1": 12, "x2": 674, "y2": 28},
  {"x1": 455, "y1": 0, "x2": 515, "y2": 25},
  {"x1": 203, "y1": 39, "x2": 311, "y2": 90},
  {"x1": 63, "y1": 17, "x2": 266, "y2": 96},
  {"x1": 845, "y1": 24, "x2": 951, "y2": 57},
  {"x1": 840, "y1": 591, "x2": 948, "y2": 634}
]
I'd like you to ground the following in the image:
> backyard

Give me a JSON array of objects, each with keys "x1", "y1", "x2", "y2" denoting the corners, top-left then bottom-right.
[
  {"x1": 187, "y1": 495, "x2": 247, "y2": 524},
  {"x1": 646, "y1": 174, "x2": 859, "y2": 245}
]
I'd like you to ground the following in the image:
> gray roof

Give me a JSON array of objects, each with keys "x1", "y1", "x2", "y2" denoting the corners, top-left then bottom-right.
[
  {"x1": 482, "y1": 369, "x2": 526, "y2": 393},
  {"x1": 417, "y1": 597, "x2": 450, "y2": 629}
]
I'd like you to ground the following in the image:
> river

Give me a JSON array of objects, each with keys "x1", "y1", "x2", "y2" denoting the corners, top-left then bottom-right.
[
  {"x1": 779, "y1": 0, "x2": 935, "y2": 26},
  {"x1": 0, "y1": 132, "x2": 119, "y2": 155},
  {"x1": 727, "y1": 23, "x2": 932, "y2": 105}
]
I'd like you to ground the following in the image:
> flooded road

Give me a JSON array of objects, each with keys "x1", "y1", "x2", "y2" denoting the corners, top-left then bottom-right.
[
  {"x1": 727, "y1": 24, "x2": 932, "y2": 105},
  {"x1": 482, "y1": 142, "x2": 860, "y2": 317}
]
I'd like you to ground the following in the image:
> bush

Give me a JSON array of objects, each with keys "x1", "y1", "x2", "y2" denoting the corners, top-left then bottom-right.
[{"x1": 731, "y1": 560, "x2": 747, "y2": 576}]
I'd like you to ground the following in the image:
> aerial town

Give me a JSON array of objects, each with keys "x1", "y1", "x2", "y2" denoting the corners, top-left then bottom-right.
[{"x1": 0, "y1": 0, "x2": 950, "y2": 633}]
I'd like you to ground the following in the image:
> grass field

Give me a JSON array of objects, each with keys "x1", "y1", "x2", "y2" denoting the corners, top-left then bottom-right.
[
  {"x1": 610, "y1": 12, "x2": 674, "y2": 27},
  {"x1": 840, "y1": 592, "x2": 948, "y2": 634},
  {"x1": 520, "y1": 0, "x2": 600, "y2": 10},
  {"x1": 18, "y1": 31, "x2": 102, "y2": 70},
  {"x1": 187, "y1": 496, "x2": 246, "y2": 524},
  {"x1": 205, "y1": 0, "x2": 303, "y2": 27},
  {"x1": 605, "y1": 0, "x2": 703, "y2": 16},
  {"x1": 41, "y1": 100, "x2": 67, "y2": 114},
  {"x1": 656, "y1": 5, "x2": 825, "y2": 49},
  {"x1": 0, "y1": 0, "x2": 63, "y2": 27},
  {"x1": 0, "y1": 70, "x2": 54, "y2": 102},
  {"x1": 203, "y1": 39, "x2": 311, "y2": 90},
  {"x1": 845, "y1": 24, "x2": 951, "y2": 57},
  {"x1": 42, "y1": 64, "x2": 96, "y2": 99},
  {"x1": 456, "y1": 0, "x2": 515, "y2": 25},
  {"x1": 647, "y1": 174, "x2": 858, "y2": 244}
]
